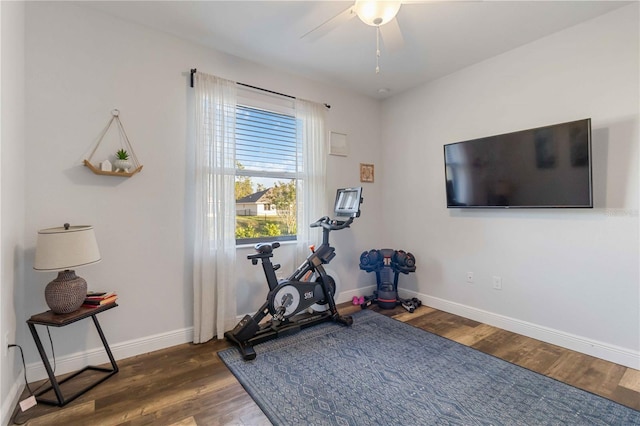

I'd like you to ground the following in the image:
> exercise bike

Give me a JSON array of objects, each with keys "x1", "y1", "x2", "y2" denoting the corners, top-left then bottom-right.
[{"x1": 225, "y1": 187, "x2": 363, "y2": 360}]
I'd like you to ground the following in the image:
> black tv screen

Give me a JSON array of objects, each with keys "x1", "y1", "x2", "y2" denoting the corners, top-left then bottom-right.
[{"x1": 444, "y1": 119, "x2": 592, "y2": 208}]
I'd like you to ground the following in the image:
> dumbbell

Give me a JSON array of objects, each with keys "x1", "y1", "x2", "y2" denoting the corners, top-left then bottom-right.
[
  {"x1": 359, "y1": 249, "x2": 382, "y2": 272},
  {"x1": 393, "y1": 250, "x2": 416, "y2": 273}
]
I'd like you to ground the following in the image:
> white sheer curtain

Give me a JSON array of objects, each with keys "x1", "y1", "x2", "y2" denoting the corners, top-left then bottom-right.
[
  {"x1": 295, "y1": 99, "x2": 328, "y2": 264},
  {"x1": 193, "y1": 72, "x2": 238, "y2": 343}
]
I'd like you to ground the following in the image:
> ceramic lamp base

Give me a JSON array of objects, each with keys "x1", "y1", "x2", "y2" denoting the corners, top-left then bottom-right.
[{"x1": 44, "y1": 270, "x2": 87, "y2": 314}]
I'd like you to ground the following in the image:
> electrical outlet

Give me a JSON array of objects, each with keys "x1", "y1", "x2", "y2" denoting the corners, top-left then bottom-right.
[
  {"x1": 466, "y1": 272, "x2": 474, "y2": 284},
  {"x1": 492, "y1": 276, "x2": 502, "y2": 290}
]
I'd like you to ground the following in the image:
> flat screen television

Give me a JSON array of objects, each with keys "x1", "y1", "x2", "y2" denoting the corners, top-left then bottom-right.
[{"x1": 444, "y1": 118, "x2": 592, "y2": 208}]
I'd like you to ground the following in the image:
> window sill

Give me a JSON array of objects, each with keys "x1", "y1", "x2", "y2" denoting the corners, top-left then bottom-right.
[{"x1": 236, "y1": 239, "x2": 298, "y2": 250}]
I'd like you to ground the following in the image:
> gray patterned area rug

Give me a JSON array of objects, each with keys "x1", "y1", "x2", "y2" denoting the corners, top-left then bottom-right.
[{"x1": 218, "y1": 309, "x2": 640, "y2": 425}]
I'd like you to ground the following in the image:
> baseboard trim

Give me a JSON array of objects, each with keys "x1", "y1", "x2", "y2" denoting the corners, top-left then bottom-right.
[
  {"x1": 2, "y1": 373, "x2": 24, "y2": 426},
  {"x1": 26, "y1": 327, "x2": 193, "y2": 382},
  {"x1": 401, "y1": 290, "x2": 639, "y2": 369},
  {"x1": 24, "y1": 290, "x2": 639, "y2": 385},
  {"x1": 336, "y1": 286, "x2": 376, "y2": 305}
]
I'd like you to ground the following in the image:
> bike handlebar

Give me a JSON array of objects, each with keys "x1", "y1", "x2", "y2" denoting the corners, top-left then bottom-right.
[{"x1": 310, "y1": 216, "x2": 354, "y2": 231}]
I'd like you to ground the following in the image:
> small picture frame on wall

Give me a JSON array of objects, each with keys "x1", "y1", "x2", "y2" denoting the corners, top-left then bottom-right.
[
  {"x1": 360, "y1": 163, "x2": 374, "y2": 183},
  {"x1": 330, "y1": 132, "x2": 348, "y2": 156}
]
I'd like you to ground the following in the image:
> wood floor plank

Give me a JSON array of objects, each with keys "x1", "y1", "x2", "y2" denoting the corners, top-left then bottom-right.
[
  {"x1": 572, "y1": 357, "x2": 626, "y2": 399},
  {"x1": 193, "y1": 391, "x2": 270, "y2": 426},
  {"x1": 11, "y1": 302, "x2": 639, "y2": 425},
  {"x1": 88, "y1": 371, "x2": 239, "y2": 424},
  {"x1": 168, "y1": 417, "x2": 198, "y2": 426},
  {"x1": 12, "y1": 400, "x2": 95, "y2": 426},
  {"x1": 620, "y1": 368, "x2": 640, "y2": 392},
  {"x1": 238, "y1": 408, "x2": 272, "y2": 426},
  {"x1": 407, "y1": 309, "x2": 481, "y2": 337},
  {"x1": 508, "y1": 339, "x2": 565, "y2": 373},
  {"x1": 610, "y1": 384, "x2": 640, "y2": 411},
  {"x1": 128, "y1": 383, "x2": 259, "y2": 426},
  {"x1": 392, "y1": 305, "x2": 435, "y2": 322},
  {"x1": 448, "y1": 323, "x2": 500, "y2": 346},
  {"x1": 545, "y1": 350, "x2": 604, "y2": 385}
]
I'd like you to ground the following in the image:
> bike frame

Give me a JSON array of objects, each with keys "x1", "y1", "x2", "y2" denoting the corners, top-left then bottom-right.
[{"x1": 225, "y1": 187, "x2": 362, "y2": 360}]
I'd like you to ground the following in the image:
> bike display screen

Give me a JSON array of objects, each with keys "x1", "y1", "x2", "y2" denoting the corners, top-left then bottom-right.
[{"x1": 334, "y1": 187, "x2": 362, "y2": 217}]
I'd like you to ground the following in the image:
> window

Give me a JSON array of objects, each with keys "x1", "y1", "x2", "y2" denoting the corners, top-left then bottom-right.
[{"x1": 234, "y1": 93, "x2": 300, "y2": 244}]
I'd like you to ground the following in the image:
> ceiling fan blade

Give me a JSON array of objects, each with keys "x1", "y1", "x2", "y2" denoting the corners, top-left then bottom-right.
[
  {"x1": 301, "y1": 6, "x2": 356, "y2": 42},
  {"x1": 380, "y1": 17, "x2": 404, "y2": 53}
]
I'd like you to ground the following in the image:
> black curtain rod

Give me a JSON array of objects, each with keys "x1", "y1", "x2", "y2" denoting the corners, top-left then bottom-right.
[
  {"x1": 190, "y1": 68, "x2": 330, "y2": 109},
  {"x1": 237, "y1": 82, "x2": 295, "y2": 100}
]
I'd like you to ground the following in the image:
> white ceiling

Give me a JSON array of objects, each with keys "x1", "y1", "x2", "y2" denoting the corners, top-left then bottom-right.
[{"x1": 84, "y1": 1, "x2": 629, "y2": 99}]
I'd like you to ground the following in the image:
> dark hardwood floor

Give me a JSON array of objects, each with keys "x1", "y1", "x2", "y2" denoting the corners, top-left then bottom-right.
[{"x1": 10, "y1": 303, "x2": 640, "y2": 425}]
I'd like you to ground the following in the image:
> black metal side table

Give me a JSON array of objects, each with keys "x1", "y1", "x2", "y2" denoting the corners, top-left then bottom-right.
[{"x1": 27, "y1": 303, "x2": 119, "y2": 406}]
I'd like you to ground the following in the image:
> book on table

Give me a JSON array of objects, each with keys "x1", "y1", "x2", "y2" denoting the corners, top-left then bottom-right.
[
  {"x1": 83, "y1": 292, "x2": 117, "y2": 308},
  {"x1": 85, "y1": 291, "x2": 116, "y2": 300}
]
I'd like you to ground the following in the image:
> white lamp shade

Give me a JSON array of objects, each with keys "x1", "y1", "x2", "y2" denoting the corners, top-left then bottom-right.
[
  {"x1": 34, "y1": 225, "x2": 101, "y2": 271},
  {"x1": 354, "y1": 0, "x2": 401, "y2": 27}
]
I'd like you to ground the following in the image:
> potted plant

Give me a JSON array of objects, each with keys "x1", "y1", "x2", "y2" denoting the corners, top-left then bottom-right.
[{"x1": 114, "y1": 149, "x2": 132, "y2": 173}]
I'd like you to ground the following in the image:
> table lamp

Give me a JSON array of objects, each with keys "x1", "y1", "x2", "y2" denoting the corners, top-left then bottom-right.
[{"x1": 34, "y1": 223, "x2": 101, "y2": 314}]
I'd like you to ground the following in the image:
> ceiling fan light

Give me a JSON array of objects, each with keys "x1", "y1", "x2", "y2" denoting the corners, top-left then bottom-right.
[{"x1": 354, "y1": 0, "x2": 401, "y2": 27}]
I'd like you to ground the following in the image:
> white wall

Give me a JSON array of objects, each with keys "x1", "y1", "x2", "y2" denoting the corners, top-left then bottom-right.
[
  {"x1": 13, "y1": 2, "x2": 638, "y2": 407},
  {"x1": 20, "y1": 1, "x2": 382, "y2": 382},
  {"x1": 381, "y1": 4, "x2": 639, "y2": 368},
  {"x1": 1, "y1": 1, "x2": 26, "y2": 424}
]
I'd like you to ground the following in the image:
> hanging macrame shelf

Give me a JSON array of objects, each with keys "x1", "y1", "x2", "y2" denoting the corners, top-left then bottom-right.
[
  {"x1": 83, "y1": 160, "x2": 143, "y2": 177},
  {"x1": 84, "y1": 109, "x2": 143, "y2": 177}
]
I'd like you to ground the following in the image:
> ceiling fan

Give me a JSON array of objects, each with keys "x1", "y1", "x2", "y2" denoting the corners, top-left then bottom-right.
[{"x1": 301, "y1": 1, "x2": 406, "y2": 74}]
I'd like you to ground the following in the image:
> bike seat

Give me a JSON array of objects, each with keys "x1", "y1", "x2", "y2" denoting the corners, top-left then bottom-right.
[{"x1": 254, "y1": 242, "x2": 281, "y2": 255}]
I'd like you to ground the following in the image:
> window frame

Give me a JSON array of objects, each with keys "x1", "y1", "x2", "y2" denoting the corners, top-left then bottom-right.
[{"x1": 234, "y1": 89, "x2": 300, "y2": 246}]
